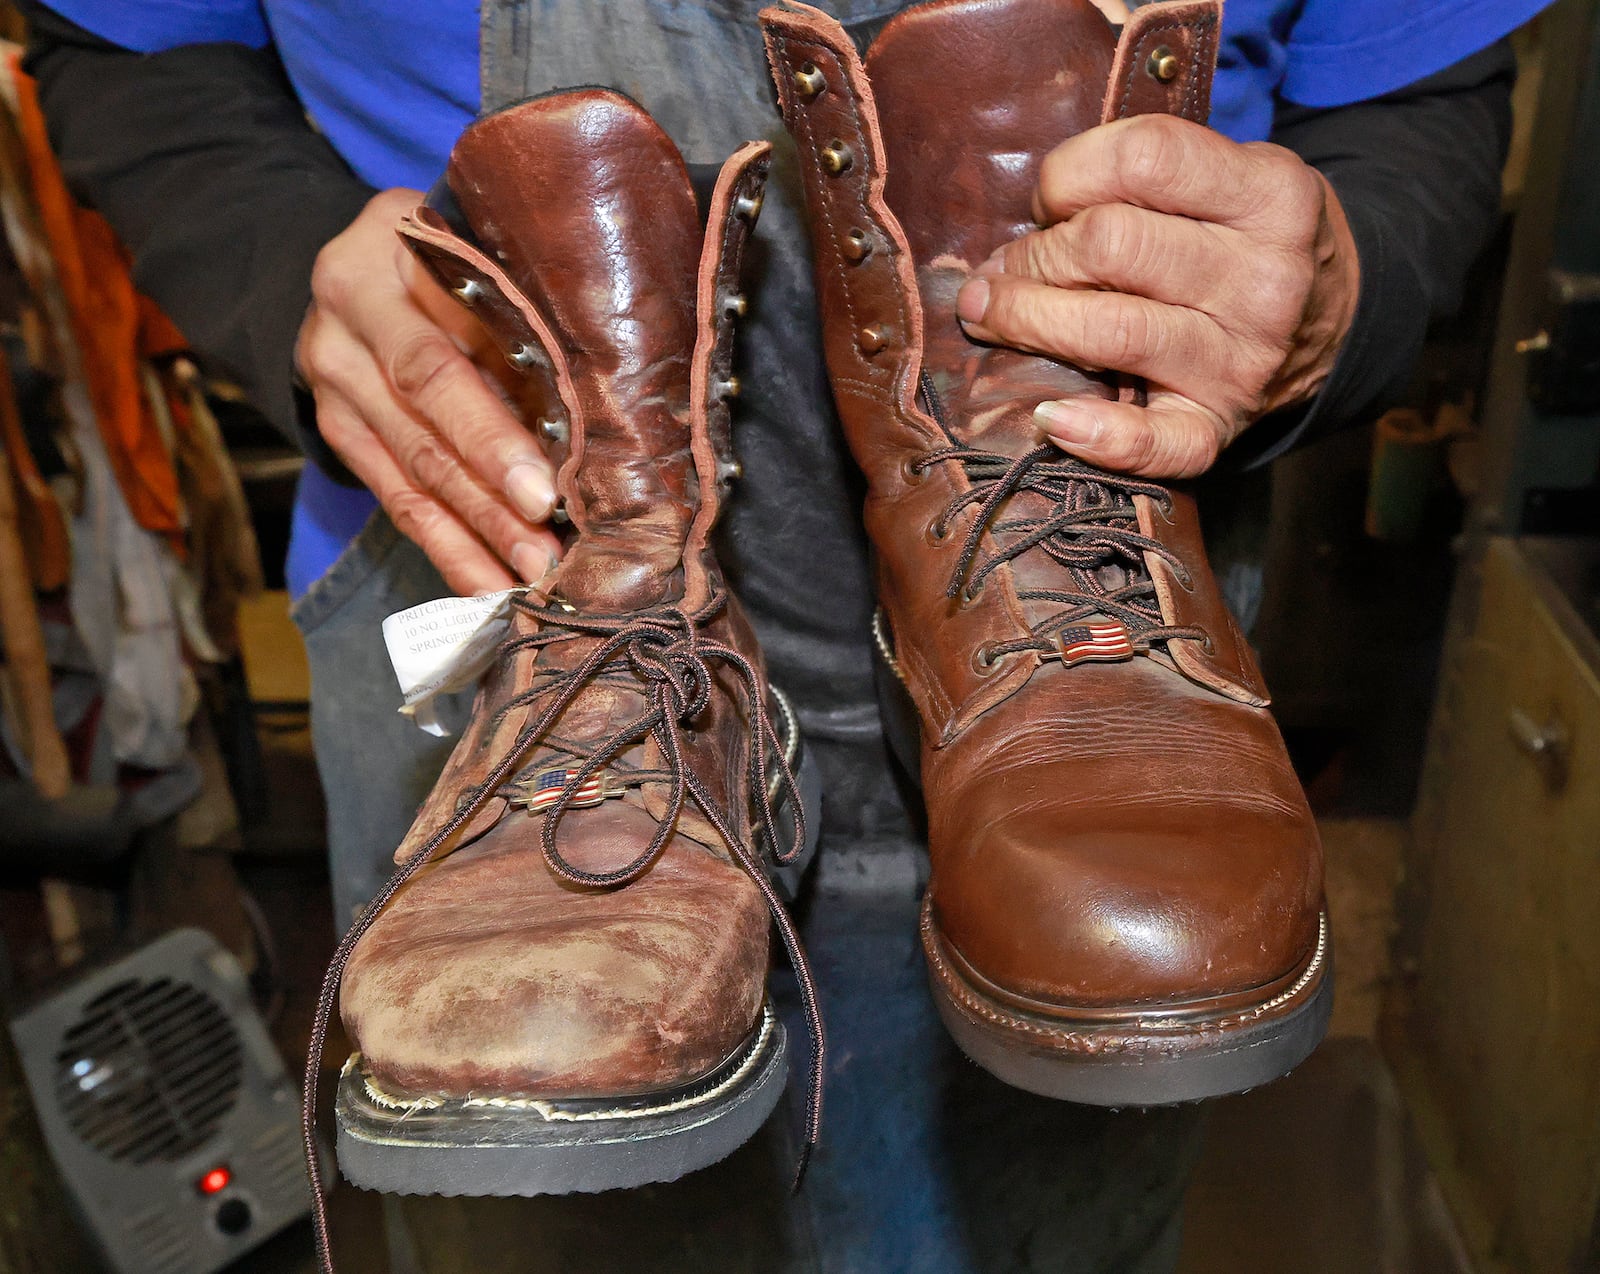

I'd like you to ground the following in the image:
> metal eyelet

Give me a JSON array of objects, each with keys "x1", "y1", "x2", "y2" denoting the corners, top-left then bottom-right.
[
  {"x1": 1157, "y1": 494, "x2": 1176, "y2": 521},
  {"x1": 537, "y1": 418, "x2": 569, "y2": 446},
  {"x1": 821, "y1": 141, "x2": 854, "y2": 176},
  {"x1": 843, "y1": 229, "x2": 873, "y2": 263},
  {"x1": 1147, "y1": 46, "x2": 1180, "y2": 82},
  {"x1": 505, "y1": 344, "x2": 537, "y2": 369},
  {"x1": 901, "y1": 456, "x2": 926, "y2": 486},
  {"x1": 960, "y1": 579, "x2": 984, "y2": 606},
  {"x1": 1198, "y1": 632, "x2": 1215, "y2": 655},
  {"x1": 734, "y1": 192, "x2": 765, "y2": 221},
  {"x1": 723, "y1": 292, "x2": 748, "y2": 317},
  {"x1": 794, "y1": 62, "x2": 827, "y2": 96},
  {"x1": 1174, "y1": 565, "x2": 1195, "y2": 592},
  {"x1": 717, "y1": 458, "x2": 743, "y2": 483},
  {"x1": 452, "y1": 278, "x2": 484, "y2": 303},
  {"x1": 972, "y1": 643, "x2": 1000, "y2": 674},
  {"x1": 924, "y1": 519, "x2": 949, "y2": 546},
  {"x1": 717, "y1": 376, "x2": 742, "y2": 400},
  {"x1": 858, "y1": 325, "x2": 889, "y2": 355}
]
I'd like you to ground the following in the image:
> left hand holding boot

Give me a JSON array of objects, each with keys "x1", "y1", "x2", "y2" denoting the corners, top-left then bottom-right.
[{"x1": 955, "y1": 114, "x2": 1360, "y2": 479}]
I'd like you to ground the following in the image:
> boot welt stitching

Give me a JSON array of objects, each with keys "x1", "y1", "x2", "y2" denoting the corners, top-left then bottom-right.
[
  {"x1": 923, "y1": 905, "x2": 1327, "y2": 1048},
  {"x1": 871, "y1": 607, "x2": 906, "y2": 686},
  {"x1": 352, "y1": 1001, "x2": 777, "y2": 1123}
]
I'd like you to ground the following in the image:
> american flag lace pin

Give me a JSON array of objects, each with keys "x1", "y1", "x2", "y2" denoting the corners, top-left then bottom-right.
[
  {"x1": 1056, "y1": 620, "x2": 1135, "y2": 666},
  {"x1": 510, "y1": 768, "x2": 623, "y2": 815}
]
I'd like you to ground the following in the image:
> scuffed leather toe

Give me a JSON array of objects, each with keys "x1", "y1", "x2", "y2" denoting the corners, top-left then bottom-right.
[{"x1": 341, "y1": 804, "x2": 769, "y2": 1101}]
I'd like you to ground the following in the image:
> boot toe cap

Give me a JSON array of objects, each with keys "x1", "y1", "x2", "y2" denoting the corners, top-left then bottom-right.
[
  {"x1": 930, "y1": 768, "x2": 1323, "y2": 1013},
  {"x1": 341, "y1": 817, "x2": 769, "y2": 1100}
]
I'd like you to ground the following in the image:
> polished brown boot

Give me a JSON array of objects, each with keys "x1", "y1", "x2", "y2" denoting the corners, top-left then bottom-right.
[
  {"x1": 762, "y1": 0, "x2": 1329, "y2": 1105},
  {"x1": 302, "y1": 91, "x2": 821, "y2": 1226}
]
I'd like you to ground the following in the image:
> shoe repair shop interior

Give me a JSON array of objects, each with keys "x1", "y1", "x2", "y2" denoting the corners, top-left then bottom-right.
[{"x1": 0, "y1": 1, "x2": 1598, "y2": 1273}]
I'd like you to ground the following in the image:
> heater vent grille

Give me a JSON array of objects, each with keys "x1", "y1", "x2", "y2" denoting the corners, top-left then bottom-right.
[
  {"x1": 54, "y1": 976, "x2": 242, "y2": 1163},
  {"x1": 122, "y1": 1206, "x2": 194, "y2": 1274}
]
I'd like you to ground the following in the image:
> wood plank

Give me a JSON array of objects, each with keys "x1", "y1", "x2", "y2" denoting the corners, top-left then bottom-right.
[{"x1": 1401, "y1": 538, "x2": 1600, "y2": 1272}]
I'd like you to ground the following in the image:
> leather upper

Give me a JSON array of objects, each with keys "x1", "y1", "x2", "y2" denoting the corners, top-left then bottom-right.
[
  {"x1": 342, "y1": 93, "x2": 782, "y2": 1098},
  {"x1": 763, "y1": 0, "x2": 1324, "y2": 1012},
  {"x1": 446, "y1": 93, "x2": 705, "y2": 612}
]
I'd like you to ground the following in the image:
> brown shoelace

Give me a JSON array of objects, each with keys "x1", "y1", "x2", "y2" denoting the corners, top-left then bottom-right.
[
  {"x1": 301, "y1": 588, "x2": 822, "y2": 1274},
  {"x1": 914, "y1": 374, "x2": 1205, "y2": 663}
]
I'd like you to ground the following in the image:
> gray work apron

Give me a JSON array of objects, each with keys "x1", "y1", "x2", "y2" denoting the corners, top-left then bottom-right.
[
  {"x1": 482, "y1": 0, "x2": 915, "y2": 844},
  {"x1": 367, "y1": 8, "x2": 1200, "y2": 1271}
]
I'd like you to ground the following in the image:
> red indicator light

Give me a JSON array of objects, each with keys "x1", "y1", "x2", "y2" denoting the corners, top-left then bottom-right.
[{"x1": 197, "y1": 1166, "x2": 231, "y2": 1196}]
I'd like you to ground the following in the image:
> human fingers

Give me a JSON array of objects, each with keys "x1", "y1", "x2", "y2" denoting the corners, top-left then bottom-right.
[
  {"x1": 955, "y1": 274, "x2": 1273, "y2": 410},
  {"x1": 307, "y1": 204, "x2": 556, "y2": 524},
  {"x1": 400, "y1": 240, "x2": 503, "y2": 363},
  {"x1": 312, "y1": 344, "x2": 562, "y2": 579},
  {"x1": 313, "y1": 391, "x2": 526, "y2": 595},
  {"x1": 1033, "y1": 392, "x2": 1229, "y2": 479},
  {"x1": 983, "y1": 206, "x2": 1252, "y2": 319},
  {"x1": 1031, "y1": 116, "x2": 1325, "y2": 238}
]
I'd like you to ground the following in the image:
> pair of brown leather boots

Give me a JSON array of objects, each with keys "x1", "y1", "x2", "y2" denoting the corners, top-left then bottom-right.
[{"x1": 309, "y1": 0, "x2": 1329, "y2": 1220}]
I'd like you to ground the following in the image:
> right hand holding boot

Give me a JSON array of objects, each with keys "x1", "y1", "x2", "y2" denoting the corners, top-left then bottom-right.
[{"x1": 296, "y1": 188, "x2": 563, "y2": 595}]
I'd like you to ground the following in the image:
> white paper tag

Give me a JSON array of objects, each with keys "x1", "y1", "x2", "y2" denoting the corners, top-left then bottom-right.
[{"x1": 382, "y1": 590, "x2": 524, "y2": 737}]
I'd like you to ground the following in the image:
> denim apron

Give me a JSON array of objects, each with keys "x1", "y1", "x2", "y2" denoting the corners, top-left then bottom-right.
[{"x1": 300, "y1": 5, "x2": 1203, "y2": 1267}]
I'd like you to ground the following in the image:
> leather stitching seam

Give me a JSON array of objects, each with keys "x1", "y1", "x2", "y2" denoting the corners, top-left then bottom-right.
[
  {"x1": 777, "y1": 37, "x2": 875, "y2": 387},
  {"x1": 923, "y1": 904, "x2": 1328, "y2": 1046},
  {"x1": 831, "y1": 375, "x2": 896, "y2": 406},
  {"x1": 1116, "y1": 13, "x2": 1217, "y2": 123}
]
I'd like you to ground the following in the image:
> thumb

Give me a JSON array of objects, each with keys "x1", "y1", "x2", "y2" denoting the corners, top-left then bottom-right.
[{"x1": 1034, "y1": 394, "x2": 1229, "y2": 479}]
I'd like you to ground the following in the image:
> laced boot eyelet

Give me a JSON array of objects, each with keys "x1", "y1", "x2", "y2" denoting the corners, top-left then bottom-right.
[
  {"x1": 1174, "y1": 565, "x2": 1196, "y2": 592},
  {"x1": 925, "y1": 519, "x2": 949, "y2": 546},
  {"x1": 794, "y1": 62, "x2": 827, "y2": 96},
  {"x1": 972, "y1": 643, "x2": 1001, "y2": 675},
  {"x1": 1147, "y1": 46, "x2": 1181, "y2": 83},
  {"x1": 960, "y1": 579, "x2": 984, "y2": 606},
  {"x1": 1198, "y1": 632, "x2": 1216, "y2": 655},
  {"x1": 901, "y1": 456, "x2": 927, "y2": 486},
  {"x1": 821, "y1": 141, "x2": 854, "y2": 175}
]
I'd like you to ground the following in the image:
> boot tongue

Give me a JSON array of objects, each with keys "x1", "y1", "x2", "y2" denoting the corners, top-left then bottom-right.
[
  {"x1": 448, "y1": 91, "x2": 703, "y2": 611},
  {"x1": 865, "y1": 0, "x2": 1122, "y2": 455}
]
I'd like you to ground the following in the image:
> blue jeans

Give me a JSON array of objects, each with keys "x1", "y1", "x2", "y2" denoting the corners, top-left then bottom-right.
[
  {"x1": 290, "y1": 512, "x2": 472, "y2": 930},
  {"x1": 291, "y1": 510, "x2": 1204, "y2": 1274}
]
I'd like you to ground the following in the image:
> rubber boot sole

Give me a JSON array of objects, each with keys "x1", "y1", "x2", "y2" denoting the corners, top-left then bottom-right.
[
  {"x1": 334, "y1": 999, "x2": 788, "y2": 1196},
  {"x1": 923, "y1": 899, "x2": 1333, "y2": 1106}
]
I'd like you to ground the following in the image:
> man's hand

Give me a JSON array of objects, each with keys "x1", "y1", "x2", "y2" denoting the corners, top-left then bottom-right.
[
  {"x1": 297, "y1": 188, "x2": 562, "y2": 594},
  {"x1": 955, "y1": 115, "x2": 1360, "y2": 478}
]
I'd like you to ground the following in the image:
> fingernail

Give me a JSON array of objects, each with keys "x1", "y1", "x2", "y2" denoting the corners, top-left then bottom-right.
[
  {"x1": 1035, "y1": 401, "x2": 1103, "y2": 447},
  {"x1": 956, "y1": 277, "x2": 990, "y2": 325},
  {"x1": 510, "y1": 542, "x2": 557, "y2": 584},
  {"x1": 506, "y1": 462, "x2": 555, "y2": 520}
]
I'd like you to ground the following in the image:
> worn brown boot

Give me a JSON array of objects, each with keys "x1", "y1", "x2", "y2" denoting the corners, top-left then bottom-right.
[
  {"x1": 302, "y1": 91, "x2": 821, "y2": 1225},
  {"x1": 761, "y1": 0, "x2": 1329, "y2": 1105}
]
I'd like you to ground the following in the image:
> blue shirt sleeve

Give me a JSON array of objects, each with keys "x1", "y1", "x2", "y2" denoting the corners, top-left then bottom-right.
[
  {"x1": 1283, "y1": 0, "x2": 1552, "y2": 107},
  {"x1": 43, "y1": 0, "x2": 270, "y2": 52}
]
